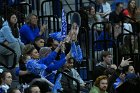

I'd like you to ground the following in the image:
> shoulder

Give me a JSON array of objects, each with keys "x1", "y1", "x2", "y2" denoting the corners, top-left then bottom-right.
[
  {"x1": 90, "y1": 86, "x2": 99, "y2": 93},
  {"x1": 20, "y1": 24, "x2": 30, "y2": 31}
]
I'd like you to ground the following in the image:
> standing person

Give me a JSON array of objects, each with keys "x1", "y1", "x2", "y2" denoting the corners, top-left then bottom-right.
[
  {"x1": 19, "y1": 13, "x2": 47, "y2": 44},
  {"x1": 0, "y1": 71, "x2": 13, "y2": 93},
  {"x1": 0, "y1": 13, "x2": 24, "y2": 63},
  {"x1": 89, "y1": 75, "x2": 108, "y2": 93}
]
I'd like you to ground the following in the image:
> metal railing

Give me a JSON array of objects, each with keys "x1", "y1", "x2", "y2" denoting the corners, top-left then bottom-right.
[{"x1": 0, "y1": 43, "x2": 17, "y2": 69}]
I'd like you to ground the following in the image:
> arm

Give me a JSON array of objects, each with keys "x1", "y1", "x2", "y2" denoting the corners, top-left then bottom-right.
[
  {"x1": 15, "y1": 67, "x2": 29, "y2": 76},
  {"x1": 1, "y1": 26, "x2": 17, "y2": 42},
  {"x1": 46, "y1": 52, "x2": 71, "y2": 71},
  {"x1": 26, "y1": 59, "x2": 47, "y2": 75}
]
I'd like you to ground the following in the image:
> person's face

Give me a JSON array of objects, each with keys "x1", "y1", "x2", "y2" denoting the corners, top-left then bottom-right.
[
  {"x1": 128, "y1": 66, "x2": 135, "y2": 73},
  {"x1": 35, "y1": 39, "x2": 45, "y2": 48},
  {"x1": 114, "y1": 24, "x2": 121, "y2": 38},
  {"x1": 30, "y1": 15, "x2": 38, "y2": 25},
  {"x1": 72, "y1": 22, "x2": 78, "y2": 30},
  {"x1": 52, "y1": 40, "x2": 59, "y2": 49},
  {"x1": 30, "y1": 49, "x2": 39, "y2": 59},
  {"x1": 117, "y1": 4, "x2": 124, "y2": 13},
  {"x1": 99, "y1": 79, "x2": 108, "y2": 92},
  {"x1": 67, "y1": 59, "x2": 74, "y2": 69},
  {"x1": 10, "y1": 14, "x2": 17, "y2": 24},
  {"x1": 3, "y1": 72, "x2": 12, "y2": 86},
  {"x1": 130, "y1": 0, "x2": 136, "y2": 9},
  {"x1": 31, "y1": 86, "x2": 40, "y2": 93},
  {"x1": 103, "y1": 55, "x2": 112, "y2": 65},
  {"x1": 90, "y1": 7, "x2": 95, "y2": 15}
]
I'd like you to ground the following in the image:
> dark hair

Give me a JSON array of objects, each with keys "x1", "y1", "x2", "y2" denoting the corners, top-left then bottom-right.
[
  {"x1": 6, "y1": 13, "x2": 19, "y2": 38},
  {"x1": 1, "y1": 71, "x2": 11, "y2": 80},
  {"x1": 30, "y1": 79, "x2": 49, "y2": 93},
  {"x1": 127, "y1": 0, "x2": 137, "y2": 18},
  {"x1": 7, "y1": 88, "x2": 20, "y2": 93},
  {"x1": 24, "y1": 85, "x2": 39, "y2": 93},
  {"x1": 34, "y1": 36, "x2": 44, "y2": 42},
  {"x1": 28, "y1": 85, "x2": 40, "y2": 93},
  {"x1": 116, "y1": 2, "x2": 123, "y2": 7},
  {"x1": 101, "y1": 51, "x2": 111, "y2": 58}
]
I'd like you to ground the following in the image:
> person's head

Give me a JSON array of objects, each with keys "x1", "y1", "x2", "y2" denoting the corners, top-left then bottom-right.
[
  {"x1": 34, "y1": 36, "x2": 45, "y2": 48},
  {"x1": 123, "y1": 65, "x2": 135, "y2": 74},
  {"x1": 52, "y1": 40, "x2": 59, "y2": 49},
  {"x1": 101, "y1": 51, "x2": 112, "y2": 65},
  {"x1": 113, "y1": 23, "x2": 121, "y2": 39},
  {"x1": 30, "y1": 79, "x2": 49, "y2": 93},
  {"x1": 71, "y1": 12, "x2": 81, "y2": 28},
  {"x1": 104, "y1": 67, "x2": 116, "y2": 78},
  {"x1": 88, "y1": 5, "x2": 95, "y2": 15},
  {"x1": 23, "y1": 44, "x2": 39, "y2": 59},
  {"x1": 39, "y1": 47, "x2": 52, "y2": 58},
  {"x1": 128, "y1": 0, "x2": 136, "y2": 10},
  {"x1": 94, "y1": 75, "x2": 108, "y2": 92},
  {"x1": 64, "y1": 58, "x2": 74, "y2": 69},
  {"x1": 26, "y1": 13, "x2": 38, "y2": 26},
  {"x1": 7, "y1": 13, "x2": 18, "y2": 26},
  {"x1": 28, "y1": 85, "x2": 40, "y2": 93},
  {"x1": 7, "y1": 88, "x2": 21, "y2": 93},
  {"x1": 1, "y1": 71, "x2": 12, "y2": 86},
  {"x1": 115, "y1": 2, "x2": 124, "y2": 13}
]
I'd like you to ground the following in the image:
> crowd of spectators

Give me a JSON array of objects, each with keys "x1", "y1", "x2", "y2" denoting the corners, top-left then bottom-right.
[{"x1": 0, "y1": 0, "x2": 140, "y2": 93}]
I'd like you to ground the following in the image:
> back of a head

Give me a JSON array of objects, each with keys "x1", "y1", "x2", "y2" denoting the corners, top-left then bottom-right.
[
  {"x1": 71, "y1": 12, "x2": 81, "y2": 27},
  {"x1": 30, "y1": 79, "x2": 49, "y2": 93},
  {"x1": 22, "y1": 44, "x2": 35, "y2": 55},
  {"x1": 39, "y1": 47, "x2": 52, "y2": 58}
]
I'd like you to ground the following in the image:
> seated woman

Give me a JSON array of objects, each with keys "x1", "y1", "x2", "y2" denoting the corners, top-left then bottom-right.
[{"x1": 0, "y1": 13, "x2": 24, "y2": 63}]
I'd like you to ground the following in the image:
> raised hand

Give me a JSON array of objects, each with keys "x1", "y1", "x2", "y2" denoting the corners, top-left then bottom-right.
[{"x1": 120, "y1": 57, "x2": 133, "y2": 67}]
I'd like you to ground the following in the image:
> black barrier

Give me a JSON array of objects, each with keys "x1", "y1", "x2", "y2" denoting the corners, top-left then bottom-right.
[
  {"x1": 0, "y1": 43, "x2": 17, "y2": 69},
  {"x1": 57, "y1": 71, "x2": 80, "y2": 93},
  {"x1": 91, "y1": 21, "x2": 116, "y2": 62},
  {"x1": 66, "y1": 11, "x2": 75, "y2": 31},
  {"x1": 116, "y1": 33, "x2": 140, "y2": 70},
  {"x1": 77, "y1": 27, "x2": 90, "y2": 80}
]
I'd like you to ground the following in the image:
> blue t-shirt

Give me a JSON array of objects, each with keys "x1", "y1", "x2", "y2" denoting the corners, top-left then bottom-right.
[{"x1": 19, "y1": 24, "x2": 40, "y2": 44}]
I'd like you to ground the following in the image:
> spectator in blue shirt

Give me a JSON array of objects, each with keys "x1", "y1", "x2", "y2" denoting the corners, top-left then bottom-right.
[{"x1": 19, "y1": 13, "x2": 47, "y2": 44}]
